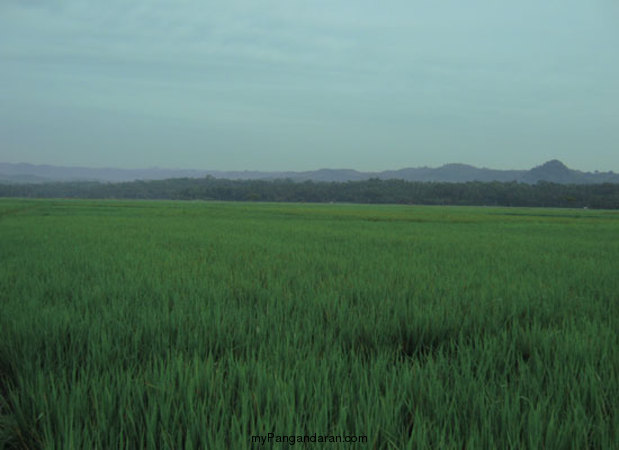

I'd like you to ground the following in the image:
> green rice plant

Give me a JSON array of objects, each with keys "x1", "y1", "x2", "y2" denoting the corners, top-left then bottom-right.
[{"x1": 0, "y1": 199, "x2": 617, "y2": 449}]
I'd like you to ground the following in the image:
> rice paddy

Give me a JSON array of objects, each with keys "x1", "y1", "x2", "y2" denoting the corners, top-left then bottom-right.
[{"x1": 0, "y1": 198, "x2": 617, "y2": 449}]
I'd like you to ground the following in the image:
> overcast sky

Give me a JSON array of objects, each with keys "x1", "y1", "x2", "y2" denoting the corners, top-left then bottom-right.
[{"x1": 1, "y1": 0, "x2": 618, "y2": 171}]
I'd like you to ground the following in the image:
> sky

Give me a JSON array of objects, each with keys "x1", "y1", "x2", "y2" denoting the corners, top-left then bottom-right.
[{"x1": 1, "y1": 0, "x2": 618, "y2": 172}]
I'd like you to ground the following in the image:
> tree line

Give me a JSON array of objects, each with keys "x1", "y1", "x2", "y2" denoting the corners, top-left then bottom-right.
[{"x1": 1, "y1": 177, "x2": 619, "y2": 208}]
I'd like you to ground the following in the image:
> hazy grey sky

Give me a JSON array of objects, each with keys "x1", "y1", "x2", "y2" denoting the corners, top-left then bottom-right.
[{"x1": 1, "y1": 0, "x2": 618, "y2": 171}]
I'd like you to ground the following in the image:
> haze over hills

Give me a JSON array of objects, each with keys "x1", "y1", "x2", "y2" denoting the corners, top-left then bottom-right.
[{"x1": 1, "y1": 160, "x2": 618, "y2": 185}]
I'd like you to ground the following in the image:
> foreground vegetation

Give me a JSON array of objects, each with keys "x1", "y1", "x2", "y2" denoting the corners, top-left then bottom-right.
[{"x1": 0, "y1": 199, "x2": 617, "y2": 449}]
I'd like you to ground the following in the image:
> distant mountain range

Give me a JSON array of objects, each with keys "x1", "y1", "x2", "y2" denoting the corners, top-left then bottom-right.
[{"x1": 1, "y1": 160, "x2": 618, "y2": 184}]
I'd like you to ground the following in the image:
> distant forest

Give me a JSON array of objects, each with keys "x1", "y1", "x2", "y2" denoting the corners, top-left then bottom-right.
[{"x1": 1, "y1": 177, "x2": 619, "y2": 209}]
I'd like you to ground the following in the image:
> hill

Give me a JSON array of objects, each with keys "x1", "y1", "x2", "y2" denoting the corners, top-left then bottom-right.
[{"x1": 1, "y1": 160, "x2": 618, "y2": 184}]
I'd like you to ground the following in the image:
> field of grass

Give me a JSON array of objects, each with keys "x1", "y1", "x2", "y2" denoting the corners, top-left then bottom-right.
[{"x1": 0, "y1": 198, "x2": 617, "y2": 449}]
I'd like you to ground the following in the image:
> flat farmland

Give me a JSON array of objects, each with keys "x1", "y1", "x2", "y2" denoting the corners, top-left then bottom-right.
[{"x1": 0, "y1": 199, "x2": 617, "y2": 449}]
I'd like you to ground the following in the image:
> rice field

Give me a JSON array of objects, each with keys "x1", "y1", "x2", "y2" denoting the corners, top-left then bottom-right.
[{"x1": 0, "y1": 198, "x2": 617, "y2": 449}]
